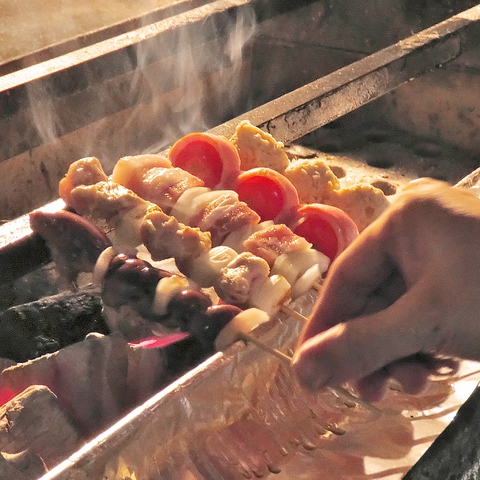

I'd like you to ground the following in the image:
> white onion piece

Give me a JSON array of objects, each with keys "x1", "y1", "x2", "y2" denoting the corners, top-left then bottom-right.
[
  {"x1": 214, "y1": 308, "x2": 270, "y2": 351},
  {"x1": 170, "y1": 186, "x2": 210, "y2": 224},
  {"x1": 270, "y1": 252, "x2": 298, "y2": 285},
  {"x1": 221, "y1": 224, "x2": 255, "y2": 252},
  {"x1": 152, "y1": 275, "x2": 193, "y2": 316},
  {"x1": 271, "y1": 248, "x2": 329, "y2": 285},
  {"x1": 135, "y1": 245, "x2": 179, "y2": 273},
  {"x1": 187, "y1": 245, "x2": 238, "y2": 288},
  {"x1": 222, "y1": 220, "x2": 275, "y2": 252},
  {"x1": 92, "y1": 246, "x2": 116, "y2": 286},
  {"x1": 249, "y1": 274, "x2": 292, "y2": 316},
  {"x1": 189, "y1": 190, "x2": 238, "y2": 219},
  {"x1": 292, "y1": 264, "x2": 321, "y2": 299}
]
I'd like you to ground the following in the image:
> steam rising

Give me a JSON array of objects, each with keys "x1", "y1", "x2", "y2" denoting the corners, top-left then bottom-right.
[
  {"x1": 25, "y1": 4, "x2": 257, "y2": 171},
  {"x1": 134, "y1": 5, "x2": 257, "y2": 154}
]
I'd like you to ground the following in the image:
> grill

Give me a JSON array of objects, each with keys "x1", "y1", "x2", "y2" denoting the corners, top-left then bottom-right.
[{"x1": 1, "y1": 2, "x2": 480, "y2": 478}]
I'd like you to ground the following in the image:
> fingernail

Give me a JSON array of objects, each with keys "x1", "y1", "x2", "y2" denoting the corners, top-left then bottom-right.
[{"x1": 292, "y1": 345, "x2": 333, "y2": 391}]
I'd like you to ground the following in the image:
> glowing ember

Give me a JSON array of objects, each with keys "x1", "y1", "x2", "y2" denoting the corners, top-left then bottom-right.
[
  {"x1": 129, "y1": 332, "x2": 190, "y2": 349},
  {"x1": 0, "y1": 386, "x2": 17, "y2": 406}
]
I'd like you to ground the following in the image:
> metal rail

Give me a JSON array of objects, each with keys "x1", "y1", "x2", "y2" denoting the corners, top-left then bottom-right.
[{"x1": 210, "y1": 4, "x2": 480, "y2": 142}]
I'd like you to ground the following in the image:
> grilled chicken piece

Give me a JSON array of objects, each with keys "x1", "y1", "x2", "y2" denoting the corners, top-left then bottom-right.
[
  {"x1": 217, "y1": 252, "x2": 270, "y2": 305},
  {"x1": 324, "y1": 183, "x2": 390, "y2": 232},
  {"x1": 58, "y1": 157, "x2": 109, "y2": 203},
  {"x1": 67, "y1": 181, "x2": 164, "y2": 253},
  {"x1": 132, "y1": 166, "x2": 205, "y2": 213},
  {"x1": 189, "y1": 191, "x2": 260, "y2": 246},
  {"x1": 230, "y1": 120, "x2": 289, "y2": 173},
  {"x1": 67, "y1": 181, "x2": 152, "y2": 224},
  {"x1": 68, "y1": 181, "x2": 212, "y2": 265},
  {"x1": 242, "y1": 224, "x2": 312, "y2": 267},
  {"x1": 284, "y1": 157, "x2": 340, "y2": 204},
  {"x1": 111, "y1": 154, "x2": 172, "y2": 191},
  {"x1": 141, "y1": 209, "x2": 212, "y2": 266}
]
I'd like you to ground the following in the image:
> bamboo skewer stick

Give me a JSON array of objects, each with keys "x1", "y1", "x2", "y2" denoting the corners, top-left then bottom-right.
[
  {"x1": 241, "y1": 331, "x2": 292, "y2": 363},
  {"x1": 237, "y1": 329, "x2": 382, "y2": 416},
  {"x1": 238, "y1": 332, "x2": 346, "y2": 436},
  {"x1": 280, "y1": 304, "x2": 309, "y2": 323}
]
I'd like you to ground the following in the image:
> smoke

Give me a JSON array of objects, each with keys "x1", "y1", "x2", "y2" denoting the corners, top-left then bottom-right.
[{"x1": 132, "y1": 4, "x2": 258, "y2": 155}]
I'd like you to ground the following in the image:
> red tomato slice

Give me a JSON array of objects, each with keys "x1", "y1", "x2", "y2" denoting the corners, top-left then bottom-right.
[
  {"x1": 290, "y1": 203, "x2": 359, "y2": 262},
  {"x1": 232, "y1": 167, "x2": 299, "y2": 223},
  {"x1": 169, "y1": 132, "x2": 241, "y2": 189}
]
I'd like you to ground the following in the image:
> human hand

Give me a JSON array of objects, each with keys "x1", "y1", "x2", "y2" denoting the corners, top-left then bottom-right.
[{"x1": 292, "y1": 178, "x2": 480, "y2": 400}]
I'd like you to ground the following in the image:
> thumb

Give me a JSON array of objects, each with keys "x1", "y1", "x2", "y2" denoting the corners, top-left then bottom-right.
[{"x1": 292, "y1": 290, "x2": 435, "y2": 391}]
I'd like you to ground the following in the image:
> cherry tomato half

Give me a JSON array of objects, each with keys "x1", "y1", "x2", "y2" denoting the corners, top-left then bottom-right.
[
  {"x1": 232, "y1": 167, "x2": 299, "y2": 223},
  {"x1": 290, "y1": 203, "x2": 359, "y2": 262},
  {"x1": 169, "y1": 132, "x2": 241, "y2": 189}
]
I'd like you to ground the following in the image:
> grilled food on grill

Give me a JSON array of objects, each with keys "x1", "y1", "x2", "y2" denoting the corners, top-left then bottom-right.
[{"x1": 0, "y1": 122, "x2": 398, "y2": 477}]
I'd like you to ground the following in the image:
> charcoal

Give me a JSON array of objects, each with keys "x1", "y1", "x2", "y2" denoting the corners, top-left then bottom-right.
[
  {"x1": 126, "y1": 342, "x2": 167, "y2": 405},
  {"x1": 0, "y1": 450, "x2": 47, "y2": 479},
  {"x1": 0, "y1": 453, "x2": 31, "y2": 480},
  {"x1": 0, "y1": 385, "x2": 80, "y2": 469},
  {"x1": 162, "y1": 335, "x2": 214, "y2": 375},
  {"x1": 1, "y1": 334, "x2": 131, "y2": 438},
  {"x1": 0, "y1": 284, "x2": 109, "y2": 362}
]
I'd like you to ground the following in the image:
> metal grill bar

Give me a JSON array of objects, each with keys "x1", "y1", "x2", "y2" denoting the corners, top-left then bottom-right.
[{"x1": 210, "y1": 5, "x2": 480, "y2": 142}]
